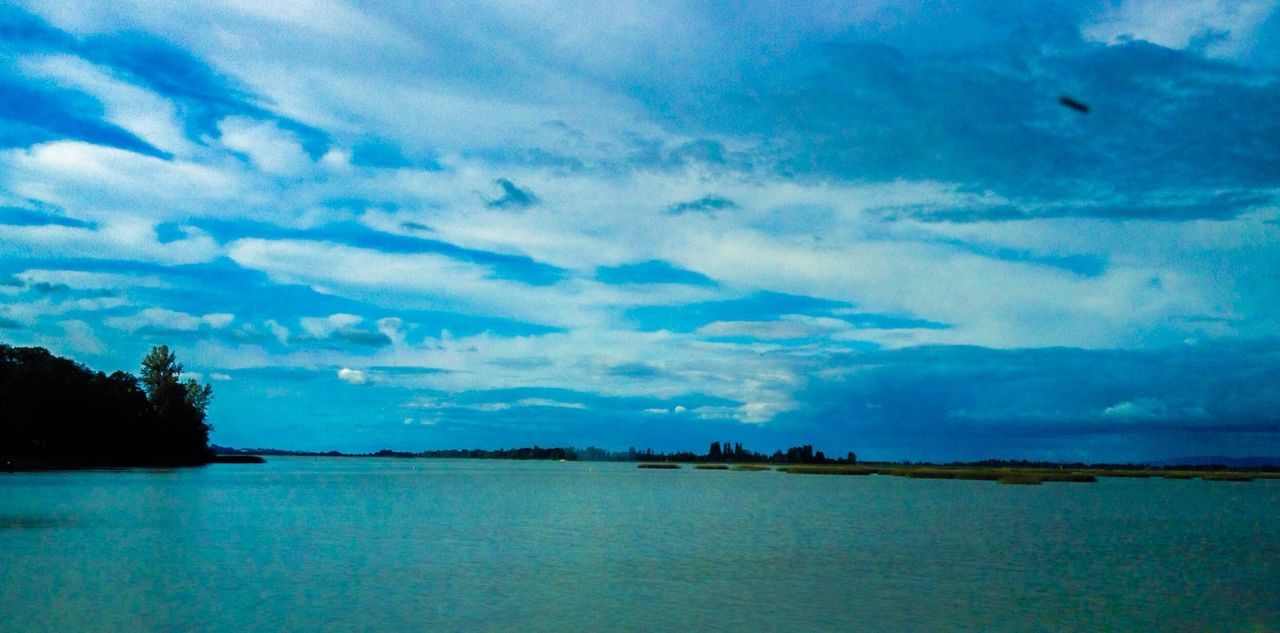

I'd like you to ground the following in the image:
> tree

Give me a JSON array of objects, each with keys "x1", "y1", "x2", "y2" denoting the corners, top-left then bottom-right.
[
  {"x1": 140, "y1": 345, "x2": 213, "y2": 462},
  {"x1": 141, "y1": 345, "x2": 182, "y2": 400},
  {"x1": 0, "y1": 344, "x2": 214, "y2": 465},
  {"x1": 184, "y1": 379, "x2": 213, "y2": 415}
]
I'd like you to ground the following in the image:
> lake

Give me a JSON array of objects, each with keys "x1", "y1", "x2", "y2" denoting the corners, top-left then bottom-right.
[{"x1": 2, "y1": 458, "x2": 1277, "y2": 632}]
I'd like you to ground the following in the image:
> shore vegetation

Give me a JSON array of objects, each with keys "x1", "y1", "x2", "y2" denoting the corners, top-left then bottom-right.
[{"x1": 2, "y1": 344, "x2": 214, "y2": 469}]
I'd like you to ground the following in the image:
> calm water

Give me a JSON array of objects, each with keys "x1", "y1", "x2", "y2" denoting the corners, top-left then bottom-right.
[{"x1": 2, "y1": 458, "x2": 1277, "y2": 632}]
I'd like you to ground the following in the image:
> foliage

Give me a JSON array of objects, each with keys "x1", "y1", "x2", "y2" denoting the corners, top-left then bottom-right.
[{"x1": 0, "y1": 344, "x2": 214, "y2": 466}]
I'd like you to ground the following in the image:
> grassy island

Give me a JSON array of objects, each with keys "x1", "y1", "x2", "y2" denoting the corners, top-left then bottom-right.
[
  {"x1": 638, "y1": 463, "x2": 680, "y2": 469},
  {"x1": 776, "y1": 463, "x2": 1276, "y2": 485}
]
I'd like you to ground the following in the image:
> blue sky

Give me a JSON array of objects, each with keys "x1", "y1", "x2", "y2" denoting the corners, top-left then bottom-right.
[{"x1": 2, "y1": 1, "x2": 1278, "y2": 461}]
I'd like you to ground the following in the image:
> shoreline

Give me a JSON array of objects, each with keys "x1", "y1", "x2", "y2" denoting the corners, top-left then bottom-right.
[
  {"x1": 7, "y1": 453, "x2": 1277, "y2": 483},
  {"x1": 2, "y1": 454, "x2": 265, "y2": 472}
]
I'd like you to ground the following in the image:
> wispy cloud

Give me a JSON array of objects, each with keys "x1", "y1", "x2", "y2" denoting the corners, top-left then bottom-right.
[{"x1": 1, "y1": 1, "x2": 1277, "y2": 459}]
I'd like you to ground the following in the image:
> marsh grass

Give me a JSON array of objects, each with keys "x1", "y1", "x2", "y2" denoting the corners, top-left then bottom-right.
[
  {"x1": 899, "y1": 468, "x2": 1004, "y2": 481},
  {"x1": 638, "y1": 460, "x2": 1274, "y2": 483},
  {"x1": 778, "y1": 465, "x2": 878, "y2": 475},
  {"x1": 1025, "y1": 472, "x2": 1096, "y2": 483},
  {"x1": 775, "y1": 464, "x2": 1102, "y2": 485},
  {"x1": 1201, "y1": 472, "x2": 1254, "y2": 482},
  {"x1": 1097, "y1": 470, "x2": 1155, "y2": 478},
  {"x1": 996, "y1": 473, "x2": 1042, "y2": 485}
]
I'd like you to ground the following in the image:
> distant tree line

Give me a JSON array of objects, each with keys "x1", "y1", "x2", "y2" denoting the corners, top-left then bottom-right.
[
  {"x1": 217, "y1": 442, "x2": 858, "y2": 465},
  {"x1": 1, "y1": 344, "x2": 213, "y2": 467},
  {"x1": 402, "y1": 446, "x2": 576, "y2": 460}
]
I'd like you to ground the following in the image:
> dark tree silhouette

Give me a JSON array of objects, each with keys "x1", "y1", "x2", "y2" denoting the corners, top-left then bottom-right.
[{"x1": 1, "y1": 344, "x2": 214, "y2": 467}]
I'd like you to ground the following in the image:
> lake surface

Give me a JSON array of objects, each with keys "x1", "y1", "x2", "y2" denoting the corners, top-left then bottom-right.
[{"x1": 2, "y1": 458, "x2": 1277, "y2": 632}]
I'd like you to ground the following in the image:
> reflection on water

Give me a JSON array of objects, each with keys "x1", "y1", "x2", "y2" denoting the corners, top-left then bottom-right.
[
  {"x1": 1, "y1": 458, "x2": 1277, "y2": 632},
  {"x1": 0, "y1": 515, "x2": 80, "y2": 530}
]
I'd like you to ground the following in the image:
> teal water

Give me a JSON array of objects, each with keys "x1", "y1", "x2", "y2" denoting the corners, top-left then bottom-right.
[{"x1": 1, "y1": 458, "x2": 1277, "y2": 632}]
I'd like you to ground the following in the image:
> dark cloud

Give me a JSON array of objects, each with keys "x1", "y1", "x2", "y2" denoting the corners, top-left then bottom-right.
[
  {"x1": 294, "y1": 328, "x2": 391, "y2": 349},
  {"x1": 0, "y1": 205, "x2": 96, "y2": 229},
  {"x1": 17, "y1": 281, "x2": 116, "y2": 298},
  {"x1": 0, "y1": 316, "x2": 22, "y2": 330},
  {"x1": 834, "y1": 313, "x2": 949, "y2": 330},
  {"x1": 595, "y1": 260, "x2": 717, "y2": 286},
  {"x1": 666, "y1": 195, "x2": 738, "y2": 215},
  {"x1": 489, "y1": 356, "x2": 554, "y2": 370},
  {"x1": 0, "y1": 71, "x2": 171, "y2": 158},
  {"x1": 627, "y1": 291, "x2": 945, "y2": 333},
  {"x1": 671, "y1": 38, "x2": 1280, "y2": 221},
  {"x1": 0, "y1": 7, "x2": 328, "y2": 157},
  {"x1": 470, "y1": 147, "x2": 586, "y2": 172},
  {"x1": 791, "y1": 341, "x2": 1280, "y2": 461},
  {"x1": 193, "y1": 218, "x2": 567, "y2": 286},
  {"x1": 330, "y1": 329, "x2": 393, "y2": 348},
  {"x1": 351, "y1": 139, "x2": 440, "y2": 170},
  {"x1": 366, "y1": 366, "x2": 449, "y2": 376},
  {"x1": 0, "y1": 5, "x2": 76, "y2": 51},
  {"x1": 154, "y1": 223, "x2": 186, "y2": 244},
  {"x1": 605, "y1": 362, "x2": 663, "y2": 379},
  {"x1": 486, "y1": 178, "x2": 539, "y2": 209},
  {"x1": 925, "y1": 239, "x2": 1108, "y2": 277},
  {"x1": 876, "y1": 191, "x2": 1275, "y2": 223},
  {"x1": 28, "y1": 282, "x2": 70, "y2": 294}
]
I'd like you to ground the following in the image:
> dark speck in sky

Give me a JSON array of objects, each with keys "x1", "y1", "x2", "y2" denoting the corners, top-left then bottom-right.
[{"x1": 1058, "y1": 95, "x2": 1090, "y2": 114}]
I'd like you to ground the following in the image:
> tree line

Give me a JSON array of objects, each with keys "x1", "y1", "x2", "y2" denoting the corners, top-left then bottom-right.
[
  {"x1": 1, "y1": 344, "x2": 213, "y2": 466},
  {"x1": 218, "y1": 442, "x2": 858, "y2": 465}
]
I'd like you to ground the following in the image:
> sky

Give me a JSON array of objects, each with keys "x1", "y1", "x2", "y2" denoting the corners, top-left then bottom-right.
[{"x1": 1, "y1": 0, "x2": 1278, "y2": 461}]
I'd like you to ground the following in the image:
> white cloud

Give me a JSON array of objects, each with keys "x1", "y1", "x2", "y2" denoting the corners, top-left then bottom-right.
[
  {"x1": 2, "y1": 142, "x2": 242, "y2": 222},
  {"x1": 337, "y1": 367, "x2": 368, "y2": 385},
  {"x1": 203, "y1": 313, "x2": 236, "y2": 328},
  {"x1": 693, "y1": 402, "x2": 779, "y2": 424},
  {"x1": 3, "y1": 0, "x2": 1277, "y2": 445},
  {"x1": 227, "y1": 237, "x2": 715, "y2": 329},
  {"x1": 59, "y1": 319, "x2": 104, "y2": 355},
  {"x1": 697, "y1": 315, "x2": 853, "y2": 340},
  {"x1": 104, "y1": 308, "x2": 237, "y2": 332},
  {"x1": 264, "y1": 319, "x2": 291, "y2": 344},
  {"x1": 217, "y1": 117, "x2": 313, "y2": 176},
  {"x1": 0, "y1": 218, "x2": 220, "y2": 266},
  {"x1": 377, "y1": 317, "x2": 405, "y2": 346},
  {"x1": 1101, "y1": 398, "x2": 1211, "y2": 421},
  {"x1": 1102, "y1": 399, "x2": 1167, "y2": 420},
  {"x1": 18, "y1": 54, "x2": 191, "y2": 156},
  {"x1": 514, "y1": 398, "x2": 587, "y2": 410},
  {"x1": 1082, "y1": 0, "x2": 1277, "y2": 59},
  {"x1": 301, "y1": 313, "x2": 363, "y2": 338},
  {"x1": 16, "y1": 269, "x2": 167, "y2": 290}
]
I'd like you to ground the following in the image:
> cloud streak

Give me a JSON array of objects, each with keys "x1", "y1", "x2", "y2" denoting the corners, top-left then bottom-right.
[{"x1": 1, "y1": 1, "x2": 1277, "y2": 459}]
